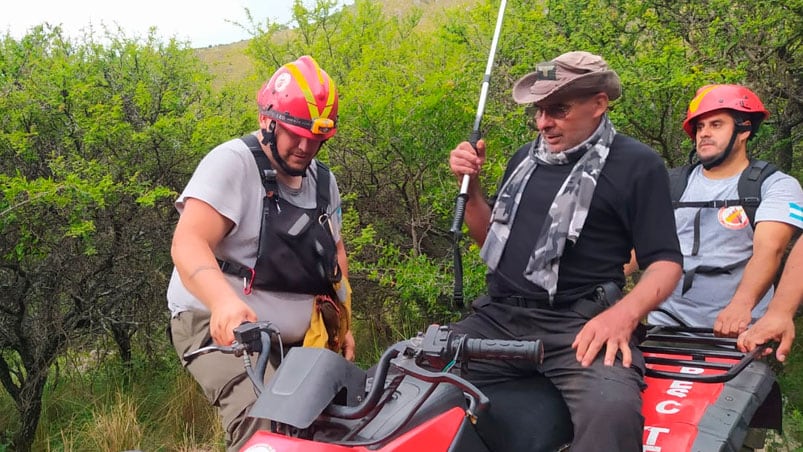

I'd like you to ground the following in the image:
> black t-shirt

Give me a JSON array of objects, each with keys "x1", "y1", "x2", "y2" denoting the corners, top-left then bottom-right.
[{"x1": 486, "y1": 134, "x2": 682, "y2": 299}]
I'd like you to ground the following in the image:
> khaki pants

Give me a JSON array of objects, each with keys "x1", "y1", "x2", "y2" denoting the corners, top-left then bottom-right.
[{"x1": 170, "y1": 310, "x2": 275, "y2": 452}]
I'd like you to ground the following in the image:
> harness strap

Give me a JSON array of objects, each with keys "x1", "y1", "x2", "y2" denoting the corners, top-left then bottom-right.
[
  {"x1": 214, "y1": 134, "x2": 279, "y2": 292},
  {"x1": 217, "y1": 258, "x2": 252, "y2": 279},
  {"x1": 681, "y1": 258, "x2": 750, "y2": 294},
  {"x1": 241, "y1": 134, "x2": 280, "y2": 293},
  {"x1": 672, "y1": 198, "x2": 759, "y2": 209},
  {"x1": 242, "y1": 134, "x2": 280, "y2": 195},
  {"x1": 217, "y1": 258, "x2": 257, "y2": 295},
  {"x1": 217, "y1": 134, "x2": 337, "y2": 294},
  {"x1": 315, "y1": 160, "x2": 330, "y2": 217},
  {"x1": 692, "y1": 209, "x2": 701, "y2": 256},
  {"x1": 738, "y1": 159, "x2": 777, "y2": 229}
]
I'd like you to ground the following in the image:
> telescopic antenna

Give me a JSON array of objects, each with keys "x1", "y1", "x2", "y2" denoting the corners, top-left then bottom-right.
[{"x1": 450, "y1": 0, "x2": 508, "y2": 309}]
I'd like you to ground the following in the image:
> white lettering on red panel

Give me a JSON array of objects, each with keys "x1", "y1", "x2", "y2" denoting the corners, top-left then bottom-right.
[
  {"x1": 643, "y1": 426, "x2": 670, "y2": 451},
  {"x1": 642, "y1": 366, "x2": 703, "y2": 450}
]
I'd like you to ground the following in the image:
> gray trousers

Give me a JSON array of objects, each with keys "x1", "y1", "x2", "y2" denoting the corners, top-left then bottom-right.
[
  {"x1": 170, "y1": 309, "x2": 275, "y2": 452},
  {"x1": 451, "y1": 296, "x2": 646, "y2": 452}
]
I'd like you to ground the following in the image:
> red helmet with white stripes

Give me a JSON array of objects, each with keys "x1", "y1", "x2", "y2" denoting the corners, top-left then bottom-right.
[{"x1": 257, "y1": 55, "x2": 339, "y2": 141}]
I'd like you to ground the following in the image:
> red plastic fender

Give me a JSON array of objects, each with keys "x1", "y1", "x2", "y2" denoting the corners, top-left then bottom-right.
[
  {"x1": 241, "y1": 406, "x2": 467, "y2": 452},
  {"x1": 641, "y1": 352, "x2": 729, "y2": 451}
]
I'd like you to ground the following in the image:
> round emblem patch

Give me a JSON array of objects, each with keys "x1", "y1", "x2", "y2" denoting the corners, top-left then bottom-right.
[
  {"x1": 718, "y1": 206, "x2": 749, "y2": 230},
  {"x1": 274, "y1": 72, "x2": 292, "y2": 92}
]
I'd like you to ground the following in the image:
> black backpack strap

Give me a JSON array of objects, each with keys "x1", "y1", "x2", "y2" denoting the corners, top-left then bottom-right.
[
  {"x1": 681, "y1": 258, "x2": 750, "y2": 294},
  {"x1": 668, "y1": 163, "x2": 697, "y2": 205},
  {"x1": 313, "y1": 160, "x2": 342, "y2": 284},
  {"x1": 737, "y1": 159, "x2": 777, "y2": 229},
  {"x1": 217, "y1": 134, "x2": 280, "y2": 293},
  {"x1": 670, "y1": 160, "x2": 777, "y2": 230},
  {"x1": 670, "y1": 164, "x2": 742, "y2": 210},
  {"x1": 240, "y1": 134, "x2": 279, "y2": 195},
  {"x1": 314, "y1": 160, "x2": 331, "y2": 216}
]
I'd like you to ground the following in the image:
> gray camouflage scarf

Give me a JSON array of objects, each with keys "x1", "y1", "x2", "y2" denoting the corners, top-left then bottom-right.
[{"x1": 480, "y1": 115, "x2": 616, "y2": 302}]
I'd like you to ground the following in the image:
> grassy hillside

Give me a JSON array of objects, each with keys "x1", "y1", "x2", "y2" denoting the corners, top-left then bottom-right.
[
  {"x1": 195, "y1": 40, "x2": 255, "y2": 90},
  {"x1": 194, "y1": 0, "x2": 477, "y2": 88}
]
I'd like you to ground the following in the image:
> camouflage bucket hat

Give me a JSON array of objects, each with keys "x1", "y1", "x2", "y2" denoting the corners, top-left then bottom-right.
[{"x1": 512, "y1": 51, "x2": 621, "y2": 105}]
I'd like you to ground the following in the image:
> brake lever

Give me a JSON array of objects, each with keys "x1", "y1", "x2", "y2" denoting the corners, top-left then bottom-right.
[{"x1": 183, "y1": 341, "x2": 246, "y2": 364}]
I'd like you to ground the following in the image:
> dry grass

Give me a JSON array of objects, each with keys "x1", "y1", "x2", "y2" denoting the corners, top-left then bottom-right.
[
  {"x1": 159, "y1": 370, "x2": 224, "y2": 450},
  {"x1": 77, "y1": 371, "x2": 221, "y2": 451},
  {"x1": 76, "y1": 393, "x2": 143, "y2": 452}
]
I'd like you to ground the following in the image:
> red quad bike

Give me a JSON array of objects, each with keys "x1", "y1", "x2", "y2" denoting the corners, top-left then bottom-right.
[{"x1": 184, "y1": 321, "x2": 782, "y2": 452}]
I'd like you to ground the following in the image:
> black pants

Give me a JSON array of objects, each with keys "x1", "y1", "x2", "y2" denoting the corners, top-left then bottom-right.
[{"x1": 451, "y1": 296, "x2": 646, "y2": 452}]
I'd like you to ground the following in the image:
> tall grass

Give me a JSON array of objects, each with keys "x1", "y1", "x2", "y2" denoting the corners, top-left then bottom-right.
[
  {"x1": 0, "y1": 348, "x2": 224, "y2": 451},
  {"x1": 76, "y1": 393, "x2": 143, "y2": 451}
]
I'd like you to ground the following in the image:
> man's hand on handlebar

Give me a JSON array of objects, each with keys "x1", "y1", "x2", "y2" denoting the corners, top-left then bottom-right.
[{"x1": 211, "y1": 299, "x2": 258, "y2": 345}]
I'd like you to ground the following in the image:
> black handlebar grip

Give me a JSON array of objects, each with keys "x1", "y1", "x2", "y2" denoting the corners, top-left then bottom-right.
[
  {"x1": 461, "y1": 338, "x2": 544, "y2": 364},
  {"x1": 468, "y1": 130, "x2": 482, "y2": 150},
  {"x1": 451, "y1": 193, "x2": 468, "y2": 234}
]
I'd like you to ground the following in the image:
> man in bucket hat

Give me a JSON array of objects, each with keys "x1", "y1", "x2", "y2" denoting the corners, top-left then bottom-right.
[{"x1": 448, "y1": 51, "x2": 682, "y2": 450}]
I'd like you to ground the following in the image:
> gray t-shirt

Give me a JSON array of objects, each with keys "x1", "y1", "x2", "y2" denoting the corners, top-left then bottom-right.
[
  {"x1": 649, "y1": 165, "x2": 803, "y2": 327},
  {"x1": 166, "y1": 134, "x2": 343, "y2": 342}
]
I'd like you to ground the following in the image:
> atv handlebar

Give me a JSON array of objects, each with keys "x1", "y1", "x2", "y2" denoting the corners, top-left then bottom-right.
[
  {"x1": 182, "y1": 321, "x2": 281, "y2": 395},
  {"x1": 418, "y1": 324, "x2": 544, "y2": 368},
  {"x1": 326, "y1": 324, "x2": 544, "y2": 421},
  {"x1": 463, "y1": 337, "x2": 543, "y2": 362},
  {"x1": 183, "y1": 321, "x2": 281, "y2": 362},
  {"x1": 181, "y1": 321, "x2": 544, "y2": 422}
]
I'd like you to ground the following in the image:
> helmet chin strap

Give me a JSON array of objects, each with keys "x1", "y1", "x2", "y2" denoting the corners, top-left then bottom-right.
[
  {"x1": 698, "y1": 132, "x2": 738, "y2": 170},
  {"x1": 261, "y1": 121, "x2": 308, "y2": 177},
  {"x1": 697, "y1": 119, "x2": 751, "y2": 170}
]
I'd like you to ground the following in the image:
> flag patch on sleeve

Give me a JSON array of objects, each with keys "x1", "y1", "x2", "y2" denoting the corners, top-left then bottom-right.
[{"x1": 791, "y1": 202, "x2": 803, "y2": 222}]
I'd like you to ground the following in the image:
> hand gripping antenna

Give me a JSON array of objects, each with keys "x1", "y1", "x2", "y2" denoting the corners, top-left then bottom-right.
[{"x1": 450, "y1": 0, "x2": 508, "y2": 309}]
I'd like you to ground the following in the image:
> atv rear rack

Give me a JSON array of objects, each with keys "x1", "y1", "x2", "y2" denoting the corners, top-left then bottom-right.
[{"x1": 640, "y1": 325, "x2": 769, "y2": 383}]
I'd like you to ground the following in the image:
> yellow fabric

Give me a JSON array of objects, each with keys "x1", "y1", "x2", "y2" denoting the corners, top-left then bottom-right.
[{"x1": 303, "y1": 278, "x2": 352, "y2": 352}]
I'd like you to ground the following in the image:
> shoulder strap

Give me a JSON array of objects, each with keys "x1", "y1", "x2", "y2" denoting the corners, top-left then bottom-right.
[
  {"x1": 240, "y1": 134, "x2": 278, "y2": 194},
  {"x1": 669, "y1": 160, "x2": 777, "y2": 231},
  {"x1": 218, "y1": 135, "x2": 279, "y2": 293},
  {"x1": 737, "y1": 159, "x2": 777, "y2": 229},
  {"x1": 314, "y1": 160, "x2": 331, "y2": 214},
  {"x1": 241, "y1": 134, "x2": 332, "y2": 212},
  {"x1": 668, "y1": 163, "x2": 697, "y2": 204}
]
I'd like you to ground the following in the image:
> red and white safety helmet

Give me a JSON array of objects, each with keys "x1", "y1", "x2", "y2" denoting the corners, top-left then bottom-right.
[
  {"x1": 257, "y1": 55, "x2": 338, "y2": 141},
  {"x1": 682, "y1": 84, "x2": 769, "y2": 139}
]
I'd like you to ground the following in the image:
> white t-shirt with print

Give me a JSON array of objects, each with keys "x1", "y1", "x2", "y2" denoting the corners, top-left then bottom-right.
[{"x1": 649, "y1": 164, "x2": 803, "y2": 327}]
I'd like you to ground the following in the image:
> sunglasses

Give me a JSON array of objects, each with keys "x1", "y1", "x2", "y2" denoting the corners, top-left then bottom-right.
[
  {"x1": 524, "y1": 93, "x2": 605, "y2": 125},
  {"x1": 525, "y1": 103, "x2": 574, "y2": 120}
]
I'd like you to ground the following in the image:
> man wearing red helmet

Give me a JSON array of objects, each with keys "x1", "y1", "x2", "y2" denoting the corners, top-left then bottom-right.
[
  {"x1": 647, "y1": 84, "x2": 803, "y2": 336},
  {"x1": 166, "y1": 56, "x2": 354, "y2": 451}
]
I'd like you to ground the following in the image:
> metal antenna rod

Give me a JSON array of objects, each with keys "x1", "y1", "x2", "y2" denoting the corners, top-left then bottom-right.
[{"x1": 450, "y1": 0, "x2": 508, "y2": 309}]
